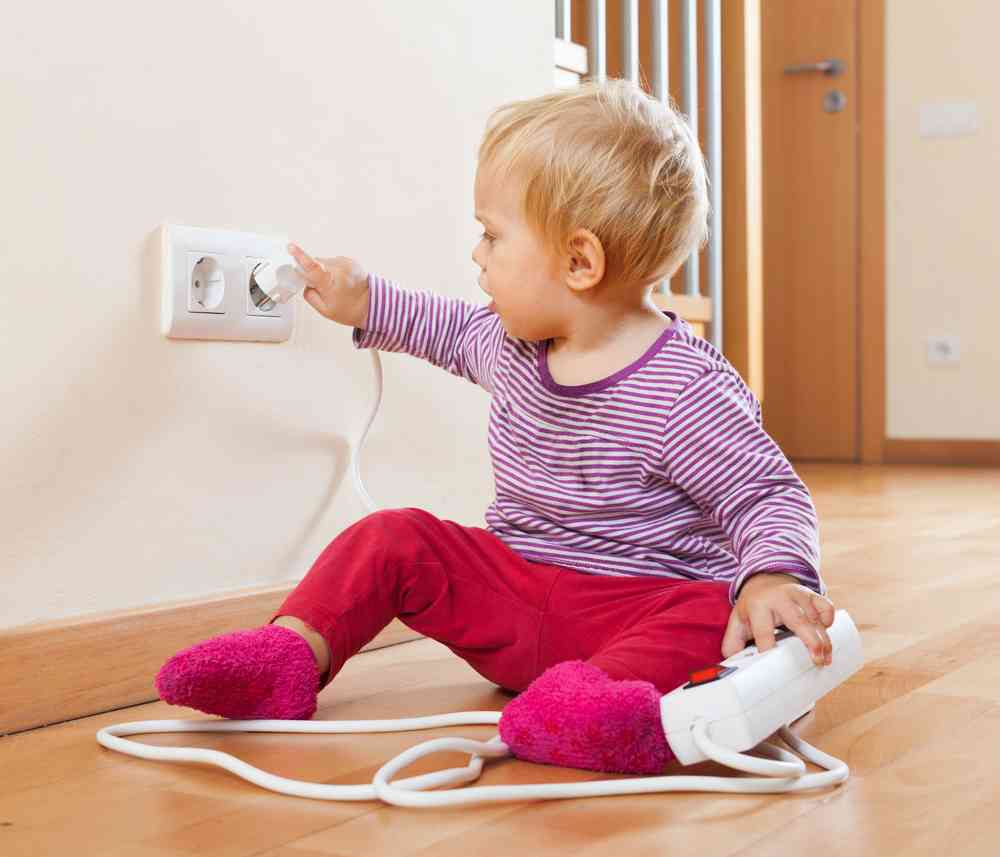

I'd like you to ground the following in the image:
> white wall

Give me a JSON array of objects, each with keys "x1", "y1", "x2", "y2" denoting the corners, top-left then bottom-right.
[
  {"x1": 0, "y1": 1, "x2": 552, "y2": 629},
  {"x1": 886, "y1": 0, "x2": 1000, "y2": 439}
]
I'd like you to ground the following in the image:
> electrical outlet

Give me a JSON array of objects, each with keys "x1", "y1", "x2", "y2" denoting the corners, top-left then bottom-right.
[
  {"x1": 160, "y1": 223, "x2": 295, "y2": 342},
  {"x1": 927, "y1": 335, "x2": 961, "y2": 366},
  {"x1": 188, "y1": 253, "x2": 227, "y2": 314}
]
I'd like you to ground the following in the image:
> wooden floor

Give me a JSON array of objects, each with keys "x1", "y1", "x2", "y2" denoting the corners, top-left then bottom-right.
[{"x1": 3, "y1": 463, "x2": 1000, "y2": 856}]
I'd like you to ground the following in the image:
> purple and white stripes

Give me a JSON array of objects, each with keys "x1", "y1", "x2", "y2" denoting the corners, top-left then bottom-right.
[{"x1": 353, "y1": 274, "x2": 825, "y2": 607}]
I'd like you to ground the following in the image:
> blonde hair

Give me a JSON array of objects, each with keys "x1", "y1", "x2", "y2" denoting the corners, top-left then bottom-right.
[{"x1": 477, "y1": 77, "x2": 709, "y2": 289}]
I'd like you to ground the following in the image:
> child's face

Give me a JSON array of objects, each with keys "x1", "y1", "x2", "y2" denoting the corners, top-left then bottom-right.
[{"x1": 472, "y1": 165, "x2": 566, "y2": 342}]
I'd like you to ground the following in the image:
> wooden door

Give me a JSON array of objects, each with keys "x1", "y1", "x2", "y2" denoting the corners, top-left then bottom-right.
[{"x1": 762, "y1": 0, "x2": 859, "y2": 460}]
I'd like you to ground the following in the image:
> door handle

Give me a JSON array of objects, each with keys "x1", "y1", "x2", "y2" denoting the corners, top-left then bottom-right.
[{"x1": 783, "y1": 58, "x2": 844, "y2": 76}]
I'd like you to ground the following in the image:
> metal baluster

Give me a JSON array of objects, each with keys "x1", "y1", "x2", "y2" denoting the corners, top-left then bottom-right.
[
  {"x1": 651, "y1": 0, "x2": 669, "y2": 297},
  {"x1": 555, "y1": 0, "x2": 571, "y2": 41},
  {"x1": 588, "y1": 0, "x2": 607, "y2": 81},
  {"x1": 622, "y1": 0, "x2": 639, "y2": 84},
  {"x1": 681, "y1": 0, "x2": 699, "y2": 298},
  {"x1": 704, "y1": 0, "x2": 723, "y2": 350}
]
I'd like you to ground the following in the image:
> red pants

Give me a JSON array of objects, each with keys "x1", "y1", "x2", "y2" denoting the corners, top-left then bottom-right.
[{"x1": 267, "y1": 508, "x2": 734, "y2": 695}]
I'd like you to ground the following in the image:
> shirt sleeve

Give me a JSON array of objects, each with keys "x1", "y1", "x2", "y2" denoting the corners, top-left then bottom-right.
[
  {"x1": 351, "y1": 274, "x2": 505, "y2": 394},
  {"x1": 660, "y1": 368, "x2": 826, "y2": 606}
]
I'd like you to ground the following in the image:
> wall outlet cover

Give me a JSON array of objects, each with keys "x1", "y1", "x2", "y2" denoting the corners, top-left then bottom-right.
[
  {"x1": 926, "y1": 334, "x2": 961, "y2": 366},
  {"x1": 919, "y1": 102, "x2": 980, "y2": 139},
  {"x1": 160, "y1": 223, "x2": 295, "y2": 342}
]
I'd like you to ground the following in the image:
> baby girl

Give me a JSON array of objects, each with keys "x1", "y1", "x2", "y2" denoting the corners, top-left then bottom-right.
[{"x1": 156, "y1": 77, "x2": 836, "y2": 776}]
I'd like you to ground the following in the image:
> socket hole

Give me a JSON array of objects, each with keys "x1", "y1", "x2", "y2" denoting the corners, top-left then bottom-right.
[{"x1": 191, "y1": 256, "x2": 225, "y2": 310}]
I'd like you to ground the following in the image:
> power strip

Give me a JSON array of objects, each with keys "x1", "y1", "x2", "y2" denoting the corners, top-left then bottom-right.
[{"x1": 661, "y1": 609, "x2": 863, "y2": 765}]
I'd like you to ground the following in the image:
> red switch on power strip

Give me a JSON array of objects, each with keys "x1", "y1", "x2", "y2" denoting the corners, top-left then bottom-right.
[{"x1": 683, "y1": 664, "x2": 736, "y2": 689}]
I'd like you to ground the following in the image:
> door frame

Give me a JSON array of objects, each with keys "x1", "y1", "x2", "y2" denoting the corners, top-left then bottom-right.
[{"x1": 858, "y1": 0, "x2": 885, "y2": 464}]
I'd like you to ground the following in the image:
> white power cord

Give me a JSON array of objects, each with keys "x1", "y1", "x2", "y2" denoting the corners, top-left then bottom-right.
[
  {"x1": 96, "y1": 711, "x2": 846, "y2": 806},
  {"x1": 97, "y1": 270, "x2": 854, "y2": 804}
]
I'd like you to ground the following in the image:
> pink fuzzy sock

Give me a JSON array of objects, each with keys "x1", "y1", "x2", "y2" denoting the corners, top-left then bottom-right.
[
  {"x1": 498, "y1": 660, "x2": 672, "y2": 775},
  {"x1": 155, "y1": 624, "x2": 322, "y2": 720}
]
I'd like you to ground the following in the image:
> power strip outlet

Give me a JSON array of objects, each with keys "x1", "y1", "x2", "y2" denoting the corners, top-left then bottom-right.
[{"x1": 660, "y1": 609, "x2": 864, "y2": 765}]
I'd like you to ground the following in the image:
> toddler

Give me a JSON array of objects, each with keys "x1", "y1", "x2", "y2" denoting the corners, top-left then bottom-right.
[{"x1": 156, "y1": 78, "x2": 837, "y2": 776}]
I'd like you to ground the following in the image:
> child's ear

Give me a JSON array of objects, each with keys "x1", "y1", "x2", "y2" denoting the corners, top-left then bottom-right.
[{"x1": 564, "y1": 229, "x2": 605, "y2": 292}]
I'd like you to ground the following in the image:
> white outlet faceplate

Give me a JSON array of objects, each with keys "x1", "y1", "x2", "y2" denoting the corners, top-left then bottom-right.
[
  {"x1": 919, "y1": 102, "x2": 980, "y2": 138},
  {"x1": 160, "y1": 223, "x2": 296, "y2": 342},
  {"x1": 927, "y1": 334, "x2": 961, "y2": 366}
]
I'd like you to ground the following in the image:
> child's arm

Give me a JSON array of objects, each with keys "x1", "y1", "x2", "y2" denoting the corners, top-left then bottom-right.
[
  {"x1": 660, "y1": 368, "x2": 825, "y2": 607},
  {"x1": 351, "y1": 274, "x2": 503, "y2": 394},
  {"x1": 286, "y1": 244, "x2": 502, "y2": 393}
]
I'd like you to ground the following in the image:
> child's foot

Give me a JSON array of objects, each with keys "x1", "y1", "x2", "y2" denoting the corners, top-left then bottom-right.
[
  {"x1": 155, "y1": 624, "x2": 323, "y2": 720},
  {"x1": 498, "y1": 661, "x2": 671, "y2": 774}
]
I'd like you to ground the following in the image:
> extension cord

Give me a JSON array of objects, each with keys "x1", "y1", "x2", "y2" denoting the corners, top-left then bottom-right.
[{"x1": 662, "y1": 608, "x2": 863, "y2": 765}]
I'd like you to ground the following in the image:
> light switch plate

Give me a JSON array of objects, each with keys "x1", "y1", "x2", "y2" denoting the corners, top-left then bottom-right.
[
  {"x1": 919, "y1": 102, "x2": 980, "y2": 138},
  {"x1": 160, "y1": 223, "x2": 295, "y2": 342}
]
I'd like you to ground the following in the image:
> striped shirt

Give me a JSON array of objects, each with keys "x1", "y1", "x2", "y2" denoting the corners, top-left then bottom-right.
[{"x1": 352, "y1": 274, "x2": 826, "y2": 607}]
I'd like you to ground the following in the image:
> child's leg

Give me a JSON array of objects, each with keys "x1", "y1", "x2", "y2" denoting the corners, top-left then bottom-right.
[
  {"x1": 498, "y1": 577, "x2": 733, "y2": 774},
  {"x1": 261, "y1": 507, "x2": 557, "y2": 692},
  {"x1": 156, "y1": 508, "x2": 556, "y2": 719},
  {"x1": 271, "y1": 615, "x2": 331, "y2": 683}
]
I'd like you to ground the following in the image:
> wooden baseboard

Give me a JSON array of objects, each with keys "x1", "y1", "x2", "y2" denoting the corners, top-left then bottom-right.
[
  {"x1": 0, "y1": 585, "x2": 423, "y2": 736},
  {"x1": 884, "y1": 438, "x2": 1000, "y2": 467}
]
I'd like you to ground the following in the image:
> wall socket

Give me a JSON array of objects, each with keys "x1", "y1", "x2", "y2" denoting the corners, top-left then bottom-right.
[
  {"x1": 926, "y1": 335, "x2": 961, "y2": 366},
  {"x1": 160, "y1": 223, "x2": 295, "y2": 343}
]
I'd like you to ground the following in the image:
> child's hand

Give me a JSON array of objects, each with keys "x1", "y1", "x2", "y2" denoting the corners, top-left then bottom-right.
[
  {"x1": 287, "y1": 243, "x2": 370, "y2": 328},
  {"x1": 720, "y1": 573, "x2": 836, "y2": 667}
]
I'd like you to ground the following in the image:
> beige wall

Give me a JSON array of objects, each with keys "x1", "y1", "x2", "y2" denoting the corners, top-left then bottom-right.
[
  {"x1": 0, "y1": 1, "x2": 552, "y2": 629},
  {"x1": 886, "y1": 0, "x2": 1000, "y2": 439}
]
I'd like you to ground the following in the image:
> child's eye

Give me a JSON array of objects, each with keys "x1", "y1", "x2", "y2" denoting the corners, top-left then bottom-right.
[{"x1": 480, "y1": 231, "x2": 495, "y2": 243}]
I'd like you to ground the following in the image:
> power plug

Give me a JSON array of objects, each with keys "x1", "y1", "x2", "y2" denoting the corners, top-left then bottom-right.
[{"x1": 249, "y1": 261, "x2": 307, "y2": 310}]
